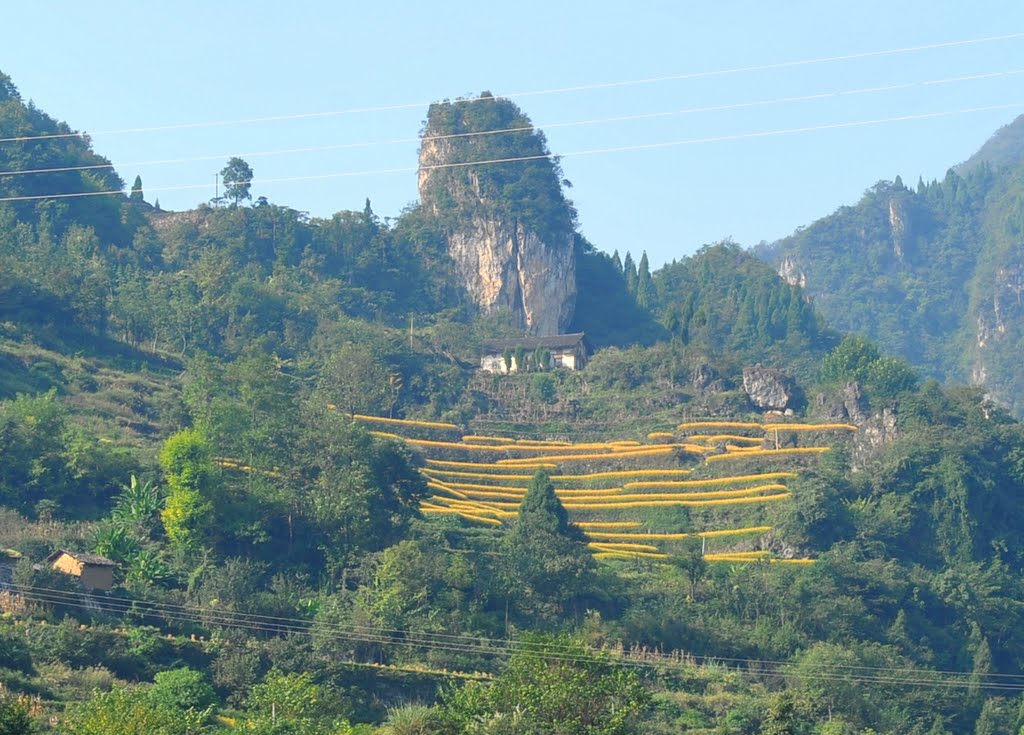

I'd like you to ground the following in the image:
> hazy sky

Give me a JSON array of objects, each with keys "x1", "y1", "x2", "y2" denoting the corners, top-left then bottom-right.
[{"x1": 4, "y1": 1, "x2": 1023, "y2": 267}]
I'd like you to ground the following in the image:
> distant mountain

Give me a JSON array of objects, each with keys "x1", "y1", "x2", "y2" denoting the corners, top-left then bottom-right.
[
  {"x1": 956, "y1": 113, "x2": 1024, "y2": 175},
  {"x1": 758, "y1": 117, "x2": 1024, "y2": 416}
]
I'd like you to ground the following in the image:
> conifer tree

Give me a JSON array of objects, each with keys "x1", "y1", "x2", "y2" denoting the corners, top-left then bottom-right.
[
  {"x1": 636, "y1": 251, "x2": 653, "y2": 308},
  {"x1": 129, "y1": 175, "x2": 144, "y2": 203},
  {"x1": 623, "y1": 252, "x2": 638, "y2": 296},
  {"x1": 499, "y1": 470, "x2": 593, "y2": 623}
]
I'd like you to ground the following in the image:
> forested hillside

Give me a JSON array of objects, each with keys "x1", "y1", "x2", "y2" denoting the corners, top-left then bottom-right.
[
  {"x1": 759, "y1": 114, "x2": 1024, "y2": 417},
  {"x1": 2, "y1": 71, "x2": 1024, "y2": 735}
]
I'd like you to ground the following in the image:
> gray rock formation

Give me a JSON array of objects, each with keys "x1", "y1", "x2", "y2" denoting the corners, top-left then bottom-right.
[
  {"x1": 418, "y1": 95, "x2": 576, "y2": 336},
  {"x1": 742, "y1": 365, "x2": 795, "y2": 410},
  {"x1": 691, "y1": 364, "x2": 718, "y2": 391}
]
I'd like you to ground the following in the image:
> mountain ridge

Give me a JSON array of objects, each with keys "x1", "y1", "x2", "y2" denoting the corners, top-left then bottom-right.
[{"x1": 758, "y1": 115, "x2": 1024, "y2": 415}]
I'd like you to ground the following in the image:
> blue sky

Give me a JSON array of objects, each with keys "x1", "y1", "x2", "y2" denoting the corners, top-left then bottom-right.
[{"x1": 4, "y1": 1, "x2": 1023, "y2": 267}]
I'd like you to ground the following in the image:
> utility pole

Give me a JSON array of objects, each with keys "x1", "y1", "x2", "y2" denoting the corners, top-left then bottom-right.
[{"x1": 214, "y1": 173, "x2": 220, "y2": 202}]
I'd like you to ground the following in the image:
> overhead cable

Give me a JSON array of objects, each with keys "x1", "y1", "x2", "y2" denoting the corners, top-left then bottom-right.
[
  {"x1": 13, "y1": 584, "x2": 1024, "y2": 692},
  {"x1": 0, "y1": 31, "x2": 1021, "y2": 144},
  {"x1": 2, "y1": 67, "x2": 1022, "y2": 179},
  {"x1": 1, "y1": 101, "x2": 1022, "y2": 205}
]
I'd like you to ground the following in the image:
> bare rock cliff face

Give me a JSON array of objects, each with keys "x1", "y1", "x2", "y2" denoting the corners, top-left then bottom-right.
[
  {"x1": 970, "y1": 255, "x2": 1024, "y2": 411},
  {"x1": 418, "y1": 99, "x2": 576, "y2": 336},
  {"x1": 441, "y1": 214, "x2": 575, "y2": 337}
]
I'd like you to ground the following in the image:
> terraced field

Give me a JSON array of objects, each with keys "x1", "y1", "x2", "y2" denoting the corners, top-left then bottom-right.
[{"x1": 350, "y1": 414, "x2": 858, "y2": 566}]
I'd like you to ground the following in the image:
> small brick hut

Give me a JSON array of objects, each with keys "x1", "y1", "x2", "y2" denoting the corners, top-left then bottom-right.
[{"x1": 47, "y1": 550, "x2": 116, "y2": 591}]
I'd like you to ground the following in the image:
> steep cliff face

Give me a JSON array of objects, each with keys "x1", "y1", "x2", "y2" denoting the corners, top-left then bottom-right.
[
  {"x1": 760, "y1": 116, "x2": 1024, "y2": 416},
  {"x1": 418, "y1": 94, "x2": 576, "y2": 335}
]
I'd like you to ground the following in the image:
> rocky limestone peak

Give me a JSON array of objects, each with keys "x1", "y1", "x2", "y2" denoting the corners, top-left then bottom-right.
[
  {"x1": 777, "y1": 255, "x2": 807, "y2": 289},
  {"x1": 418, "y1": 93, "x2": 576, "y2": 336}
]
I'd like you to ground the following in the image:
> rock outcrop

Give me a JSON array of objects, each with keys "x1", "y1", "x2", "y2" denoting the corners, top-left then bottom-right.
[
  {"x1": 742, "y1": 365, "x2": 795, "y2": 410},
  {"x1": 418, "y1": 94, "x2": 576, "y2": 336},
  {"x1": 777, "y1": 255, "x2": 806, "y2": 289}
]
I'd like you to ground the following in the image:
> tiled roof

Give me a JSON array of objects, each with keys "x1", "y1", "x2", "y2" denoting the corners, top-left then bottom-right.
[
  {"x1": 47, "y1": 550, "x2": 116, "y2": 566},
  {"x1": 480, "y1": 332, "x2": 587, "y2": 353}
]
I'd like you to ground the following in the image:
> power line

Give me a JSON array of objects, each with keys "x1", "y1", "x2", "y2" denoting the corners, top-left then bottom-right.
[
  {"x1": 12, "y1": 584, "x2": 1024, "y2": 692},
  {"x1": 1, "y1": 31, "x2": 1021, "y2": 145},
  {"x1": 3, "y1": 66, "x2": 1022, "y2": 180},
  {"x1": 1, "y1": 101, "x2": 1021, "y2": 205}
]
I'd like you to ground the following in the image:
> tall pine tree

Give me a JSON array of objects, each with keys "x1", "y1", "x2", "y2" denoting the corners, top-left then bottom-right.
[
  {"x1": 623, "y1": 252, "x2": 638, "y2": 297},
  {"x1": 499, "y1": 470, "x2": 593, "y2": 624},
  {"x1": 129, "y1": 175, "x2": 144, "y2": 203},
  {"x1": 636, "y1": 251, "x2": 653, "y2": 308}
]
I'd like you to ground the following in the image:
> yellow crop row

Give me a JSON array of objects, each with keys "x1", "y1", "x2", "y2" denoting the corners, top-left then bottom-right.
[
  {"x1": 584, "y1": 526, "x2": 772, "y2": 541},
  {"x1": 441, "y1": 498, "x2": 521, "y2": 510},
  {"x1": 436, "y1": 481, "x2": 629, "y2": 496},
  {"x1": 706, "y1": 448, "x2": 830, "y2": 462},
  {"x1": 441, "y1": 483, "x2": 627, "y2": 498},
  {"x1": 679, "y1": 421, "x2": 763, "y2": 430},
  {"x1": 555, "y1": 469, "x2": 692, "y2": 481},
  {"x1": 592, "y1": 549, "x2": 668, "y2": 560},
  {"x1": 461, "y1": 514, "x2": 503, "y2": 526},
  {"x1": 402, "y1": 436, "x2": 662, "y2": 454},
  {"x1": 647, "y1": 432, "x2": 675, "y2": 439},
  {"x1": 515, "y1": 438, "x2": 574, "y2": 446},
  {"x1": 587, "y1": 542, "x2": 661, "y2": 552},
  {"x1": 420, "y1": 507, "x2": 503, "y2": 526},
  {"x1": 422, "y1": 470, "x2": 535, "y2": 481},
  {"x1": 724, "y1": 444, "x2": 763, "y2": 452},
  {"x1": 432, "y1": 481, "x2": 530, "y2": 493},
  {"x1": 389, "y1": 436, "x2": 515, "y2": 451},
  {"x1": 576, "y1": 522, "x2": 643, "y2": 529},
  {"x1": 705, "y1": 551, "x2": 770, "y2": 560},
  {"x1": 216, "y1": 457, "x2": 284, "y2": 472},
  {"x1": 556, "y1": 487, "x2": 628, "y2": 496},
  {"x1": 426, "y1": 496, "x2": 509, "y2": 514},
  {"x1": 563, "y1": 492, "x2": 792, "y2": 510},
  {"x1": 552, "y1": 484, "x2": 787, "y2": 504},
  {"x1": 761, "y1": 423, "x2": 857, "y2": 432},
  {"x1": 447, "y1": 489, "x2": 526, "y2": 501},
  {"x1": 354, "y1": 414, "x2": 460, "y2": 430},
  {"x1": 624, "y1": 472, "x2": 797, "y2": 490},
  {"x1": 701, "y1": 525, "x2": 773, "y2": 538},
  {"x1": 425, "y1": 459, "x2": 557, "y2": 471},
  {"x1": 461, "y1": 435, "x2": 511, "y2": 444},
  {"x1": 497, "y1": 447, "x2": 679, "y2": 464},
  {"x1": 215, "y1": 459, "x2": 283, "y2": 478},
  {"x1": 435, "y1": 499, "x2": 517, "y2": 517},
  {"x1": 455, "y1": 491, "x2": 628, "y2": 502},
  {"x1": 704, "y1": 435, "x2": 764, "y2": 444},
  {"x1": 425, "y1": 481, "x2": 469, "y2": 500},
  {"x1": 770, "y1": 558, "x2": 817, "y2": 565},
  {"x1": 422, "y1": 469, "x2": 692, "y2": 483},
  {"x1": 436, "y1": 481, "x2": 626, "y2": 497}
]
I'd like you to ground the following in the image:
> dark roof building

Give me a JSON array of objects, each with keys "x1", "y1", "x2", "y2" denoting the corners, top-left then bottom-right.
[
  {"x1": 480, "y1": 333, "x2": 589, "y2": 373},
  {"x1": 48, "y1": 550, "x2": 116, "y2": 591}
]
